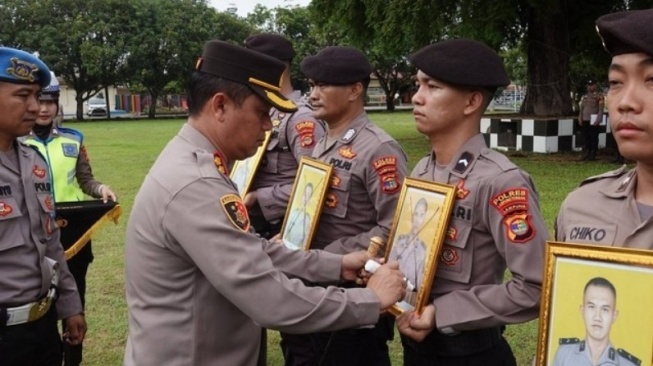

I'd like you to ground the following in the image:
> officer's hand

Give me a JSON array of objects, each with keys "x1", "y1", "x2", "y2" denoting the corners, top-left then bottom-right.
[
  {"x1": 243, "y1": 192, "x2": 258, "y2": 208},
  {"x1": 396, "y1": 304, "x2": 436, "y2": 342},
  {"x1": 269, "y1": 232, "x2": 282, "y2": 244},
  {"x1": 100, "y1": 185, "x2": 117, "y2": 203},
  {"x1": 340, "y1": 250, "x2": 371, "y2": 281},
  {"x1": 367, "y1": 261, "x2": 406, "y2": 310},
  {"x1": 63, "y1": 313, "x2": 87, "y2": 345}
]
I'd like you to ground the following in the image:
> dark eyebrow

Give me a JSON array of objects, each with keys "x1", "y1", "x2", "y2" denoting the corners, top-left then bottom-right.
[{"x1": 609, "y1": 56, "x2": 653, "y2": 72}]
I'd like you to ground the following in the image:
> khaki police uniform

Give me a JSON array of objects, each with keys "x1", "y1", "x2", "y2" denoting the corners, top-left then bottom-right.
[
  {"x1": 553, "y1": 338, "x2": 641, "y2": 366},
  {"x1": 249, "y1": 91, "x2": 325, "y2": 235},
  {"x1": 556, "y1": 167, "x2": 653, "y2": 247},
  {"x1": 405, "y1": 134, "x2": 546, "y2": 357},
  {"x1": 124, "y1": 124, "x2": 381, "y2": 366},
  {"x1": 312, "y1": 111, "x2": 408, "y2": 253}
]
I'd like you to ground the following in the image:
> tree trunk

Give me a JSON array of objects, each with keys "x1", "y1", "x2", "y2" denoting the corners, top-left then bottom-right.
[
  {"x1": 148, "y1": 91, "x2": 158, "y2": 118},
  {"x1": 385, "y1": 90, "x2": 396, "y2": 112},
  {"x1": 105, "y1": 85, "x2": 111, "y2": 119},
  {"x1": 76, "y1": 94, "x2": 85, "y2": 121},
  {"x1": 520, "y1": 3, "x2": 574, "y2": 116}
]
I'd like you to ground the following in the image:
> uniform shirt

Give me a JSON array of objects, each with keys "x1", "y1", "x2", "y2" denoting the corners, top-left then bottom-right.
[
  {"x1": 553, "y1": 339, "x2": 641, "y2": 366},
  {"x1": 124, "y1": 124, "x2": 380, "y2": 366},
  {"x1": 389, "y1": 234, "x2": 427, "y2": 289},
  {"x1": 411, "y1": 134, "x2": 546, "y2": 331},
  {"x1": 556, "y1": 167, "x2": 653, "y2": 248},
  {"x1": 250, "y1": 91, "x2": 325, "y2": 222},
  {"x1": 0, "y1": 142, "x2": 82, "y2": 318},
  {"x1": 579, "y1": 91, "x2": 605, "y2": 123},
  {"x1": 311, "y1": 111, "x2": 408, "y2": 253}
]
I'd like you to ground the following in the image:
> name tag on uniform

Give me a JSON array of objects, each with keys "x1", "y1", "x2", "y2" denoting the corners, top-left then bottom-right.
[{"x1": 62, "y1": 143, "x2": 79, "y2": 157}]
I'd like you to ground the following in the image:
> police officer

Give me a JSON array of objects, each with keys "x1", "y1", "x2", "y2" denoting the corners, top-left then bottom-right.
[
  {"x1": 578, "y1": 80, "x2": 605, "y2": 161},
  {"x1": 286, "y1": 46, "x2": 408, "y2": 366},
  {"x1": 396, "y1": 39, "x2": 547, "y2": 366},
  {"x1": 556, "y1": 8, "x2": 653, "y2": 248},
  {"x1": 22, "y1": 71, "x2": 116, "y2": 366},
  {"x1": 0, "y1": 47, "x2": 86, "y2": 366},
  {"x1": 123, "y1": 40, "x2": 407, "y2": 366},
  {"x1": 552, "y1": 277, "x2": 640, "y2": 366},
  {"x1": 243, "y1": 33, "x2": 325, "y2": 239}
]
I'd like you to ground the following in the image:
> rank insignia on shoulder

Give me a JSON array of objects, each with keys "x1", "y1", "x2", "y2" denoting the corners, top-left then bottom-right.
[
  {"x1": 220, "y1": 194, "x2": 250, "y2": 231},
  {"x1": 213, "y1": 151, "x2": 228, "y2": 175},
  {"x1": 617, "y1": 349, "x2": 641, "y2": 366},
  {"x1": 338, "y1": 146, "x2": 357, "y2": 159},
  {"x1": 272, "y1": 119, "x2": 281, "y2": 127},
  {"x1": 453, "y1": 152, "x2": 474, "y2": 174},
  {"x1": 33, "y1": 165, "x2": 46, "y2": 179},
  {"x1": 558, "y1": 337, "x2": 580, "y2": 345}
]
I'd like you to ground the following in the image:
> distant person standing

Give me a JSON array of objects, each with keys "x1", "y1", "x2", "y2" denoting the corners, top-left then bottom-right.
[
  {"x1": 22, "y1": 71, "x2": 116, "y2": 366},
  {"x1": 578, "y1": 80, "x2": 605, "y2": 161},
  {"x1": 244, "y1": 33, "x2": 325, "y2": 239}
]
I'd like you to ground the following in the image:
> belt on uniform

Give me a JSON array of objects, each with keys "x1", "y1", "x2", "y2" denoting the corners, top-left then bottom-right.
[
  {"x1": 404, "y1": 326, "x2": 504, "y2": 357},
  {"x1": 3, "y1": 287, "x2": 57, "y2": 327}
]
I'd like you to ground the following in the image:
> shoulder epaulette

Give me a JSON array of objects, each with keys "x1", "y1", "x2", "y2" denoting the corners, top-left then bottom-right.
[
  {"x1": 579, "y1": 166, "x2": 628, "y2": 187},
  {"x1": 558, "y1": 337, "x2": 581, "y2": 345},
  {"x1": 617, "y1": 348, "x2": 641, "y2": 366},
  {"x1": 57, "y1": 127, "x2": 84, "y2": 142},
  {"x1": 481, "y1": 148, "x2": 517, "y2": 172}
]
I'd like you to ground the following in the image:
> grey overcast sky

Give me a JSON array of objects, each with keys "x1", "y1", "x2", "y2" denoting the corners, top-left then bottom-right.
[{"x1": 209, "y1": 0, "x2": 311, "y2": 17}]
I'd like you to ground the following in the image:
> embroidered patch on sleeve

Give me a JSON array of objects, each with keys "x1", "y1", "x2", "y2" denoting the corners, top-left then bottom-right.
[
  {"x1": 503, "y1": 213, "x2": 535, "y2": 243},
  {"x1": 295, "y1": 120, "x2": 316, "y2": 147},
  {"x1": 373, "y1": 156, "x2": 400, "y2": 194},
  {"x1": 490, "y1": 188, "x2": 529, "y2": 216},
  {"x1": 220, "y1": 194, "x2": 250, "y2": 231},
  {"x1": 62, "y1": 143, "x2": 79, "y2": 158}
]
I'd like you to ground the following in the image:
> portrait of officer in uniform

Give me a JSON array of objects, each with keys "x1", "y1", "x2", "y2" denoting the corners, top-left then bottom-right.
[
  {"x1": 556, "y1": 8, "x2": 653, "y2": 249},
  {"x1": 123, "y1": 40, "x2": 407, "y2": 366},
  {"x1": 552, "y1": 277, "x2": 640, "y2": 366},
  {"x1": 282, "y1": 182, "x2": 314, "y2": 250},
  {"x1": 389, "y1": 197, "x2": 429, "y2": 294}
]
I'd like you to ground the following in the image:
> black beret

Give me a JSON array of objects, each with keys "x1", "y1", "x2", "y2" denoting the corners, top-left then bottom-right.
[
  {"x1": 300, "y1": 46, "x2": 372, "y2": 85},
  {"x1": 195, "y1": 40, "x2": 296, "y2": 112},
  {"x1": 244, "y1": 33, "x2": 296, "y2": 62},
  {"x1": 0, "y1": 47, "x2": 51, "y2": 87},
  {"x1": 410, "y1": 39, "x2": 510, "y2": 89},
  {"x1": 596, "y1": 9, "x2": 653, "y2": 57}
]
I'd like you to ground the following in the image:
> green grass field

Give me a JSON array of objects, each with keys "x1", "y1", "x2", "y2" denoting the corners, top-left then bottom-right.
[{"x1": 73, "y1": 112, "x2": 622, "y2": 365}]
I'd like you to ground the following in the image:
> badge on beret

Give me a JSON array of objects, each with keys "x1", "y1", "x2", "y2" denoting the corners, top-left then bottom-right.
[
  {"x1": 503, "y1": 213, "x2": 535, "y2": 243},
  {"x1": 325, "y1": 192, "x2": 338, "y2": 208},
  {"x1": 33, "y1": 165, "x2": 46, "y2": 179},
  {"x1": 220, "y1": 194, "x2": 250, "y2": 231},
  {"x1": 338, "y1": 146, "x2": 357, "y2": 159},
  {"x1": 455, "y1": 179, "x2": 469, "y2": 200},
  {"x1": 441, "y1": 247, "x2": 459, "y2": 266},
  {"x1": 6, "y1": 57, "x2": 40, "y2": 82},
  {"x1": 0, "y1": 201, "x2": 13, "y2": 217},
  {"x1": 213, "y1": 152, "x2": 228, "y2": 175},
  {"x1": 295, "y1": 120, "x2": 316, "y2": 148},
  {"x1": 490, "y1": 188, "x2": 529, "y2": 216},
  {"x1": 62, "y1": 143, "x2": 79, "y2": 158},
  {"x1": 373, "y1": 156, "x2": 401, "y2": 194}
]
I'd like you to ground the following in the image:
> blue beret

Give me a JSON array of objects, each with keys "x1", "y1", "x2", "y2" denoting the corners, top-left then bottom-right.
[
  {"x1": 0, "y1": 47, "x2": 51, "y2": 88},
  {"x1": 195, "y1": 40, "x2": 297, "y2": 112},
  {"x1": 596, "y1": 9, "x2": 653, "y2": 57},
  {"x1": 410, "y1": 39, "x2": 509, "y2": 89},
  {"x1": 300, "y1": 46, "x2": 372, "y2": 85},
  {"x1": 245, "y1": 33, "x2": 296, "y2": 62}
]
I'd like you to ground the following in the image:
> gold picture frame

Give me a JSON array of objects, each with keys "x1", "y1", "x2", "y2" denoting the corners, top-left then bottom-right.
[
  {"x1": 229, "y1": 131, "x2": 272, "y2": 197},
  {"x1": 384, "y1": 177, "x2": 456, "y2": 316},
  {"x1": 536, "y1": 241, "x2": 653, "y2": 366},
  {"x1": 279, "y1": 157, "x2": 333, "y2": 251}
]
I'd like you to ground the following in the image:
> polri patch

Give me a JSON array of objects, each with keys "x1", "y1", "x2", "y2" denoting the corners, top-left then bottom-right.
[
  {"x1": 220, "y1": 194, "x2": 250, "y2": 231},
  {"x1": 62, "y1": 143, "x2": 79, "y2": 157},
  {"x1": 295, "y1": 120, "x2": 316, "y2": 147},
  {"x1": 503, "y1": 213, "x2": 535, "y2": 243}
]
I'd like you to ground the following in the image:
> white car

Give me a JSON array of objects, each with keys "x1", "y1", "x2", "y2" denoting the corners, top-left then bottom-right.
[{"x1": 87, "y1": 97, "x2": 107, "y2": 116}]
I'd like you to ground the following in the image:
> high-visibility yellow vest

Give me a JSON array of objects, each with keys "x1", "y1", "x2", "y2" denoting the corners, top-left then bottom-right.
[{"x1": 23, "y1": 127, "x2": 86, "y2": 202}]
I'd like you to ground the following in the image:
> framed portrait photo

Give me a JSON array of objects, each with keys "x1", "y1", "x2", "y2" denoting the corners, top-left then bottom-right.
[
  {"x1": 229, "y1": 131, "x2": 272, "y2": 197},
  {"x1": 383, "y1": 177, "x2": 456, "y2": 316},
  {"x1": 537, "y1": 241, "x2": 653, "y2": 366},
  {"x1": 279, "y1": 157, "x2": 333, "y2": 251}
]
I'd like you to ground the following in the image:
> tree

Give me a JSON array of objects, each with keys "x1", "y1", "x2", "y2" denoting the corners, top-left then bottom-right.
[{"x1": 309, "y1": 0, "x2": 651, "y2": 116}]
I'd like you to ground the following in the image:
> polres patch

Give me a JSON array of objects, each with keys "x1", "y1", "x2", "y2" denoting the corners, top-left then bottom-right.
[
  {"x1": 373, "y1": 156, "x2": 401, "y2": 194},
  {"x1": 220, "y1": 194, "x2": 250, "y2": 231},
  {"x1": 295, "y1": 120, "x2": 316, "y2": 147},
  {"x1": 490, "y1": 188, "x2": 529, "y2": 216}
]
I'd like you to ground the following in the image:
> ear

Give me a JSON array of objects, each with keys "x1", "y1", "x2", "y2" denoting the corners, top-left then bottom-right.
[
  {"x1": 210, "y1": 92, "x2": 228, "y2": 122},
  {"x1": 348, "y1": 82, "x2": 364, "y2": 102},
  {"x1": 463, "y1": 90, "x2": 485, "y2": 116},
  {"x1": 613, "y1": 309, "x2": 619, "y2": 322}
]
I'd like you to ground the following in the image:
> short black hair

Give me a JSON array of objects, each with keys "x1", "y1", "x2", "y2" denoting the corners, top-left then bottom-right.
[
  {"x1": 584, "y1": 277, "x2": 616, "y2": 299},
  {"x1": 187, "y1": 72, "x2": 254, "y2": 117}
]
